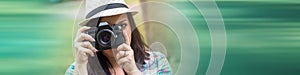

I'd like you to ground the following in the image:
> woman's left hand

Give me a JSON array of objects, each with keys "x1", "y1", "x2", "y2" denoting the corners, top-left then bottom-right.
[
  {"x1": 114, "y1": 43, "x2": 141, "y2": 75},
  {"x1": 113, "y1": 29, "x2": 142, "y2": 75}
]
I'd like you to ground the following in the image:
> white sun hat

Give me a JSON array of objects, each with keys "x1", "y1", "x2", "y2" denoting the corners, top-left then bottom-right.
[{"x1": 78, "y1": 0, "x2": 138, "y2": 26}]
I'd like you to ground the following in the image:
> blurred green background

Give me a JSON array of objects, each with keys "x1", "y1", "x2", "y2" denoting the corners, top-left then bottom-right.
[{"x1": 0, "y1": 0, "x2": 300, "y2": 75}]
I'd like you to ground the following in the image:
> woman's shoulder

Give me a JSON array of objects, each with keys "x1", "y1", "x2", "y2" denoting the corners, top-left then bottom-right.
[
  {"x1": 141, "y1": 51, "x2": 172, "y2": 74},
  {"x1": 65, "y1": 62, "x2": 75, "y2": 75},
  {"x1": 147, "y1": 51, "x2": 167, "y2": 59},
  {"x1": 144, "y1": 51, "x2": 168, "y2": 64}
]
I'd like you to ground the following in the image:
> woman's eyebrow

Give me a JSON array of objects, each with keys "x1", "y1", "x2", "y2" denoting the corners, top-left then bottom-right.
[{"x1": 117, "y1": 19, "x2": 127, "y2": 24}]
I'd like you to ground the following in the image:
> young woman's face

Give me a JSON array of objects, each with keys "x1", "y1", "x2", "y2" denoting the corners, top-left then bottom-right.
[{"x1": 99, "y1": 13, "x2": 132, "y2": 51}]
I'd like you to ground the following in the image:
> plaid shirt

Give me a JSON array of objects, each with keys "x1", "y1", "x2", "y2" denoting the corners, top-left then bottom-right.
[{"x1": 65, "y1": 51, "x2": 172, "y2": 75}]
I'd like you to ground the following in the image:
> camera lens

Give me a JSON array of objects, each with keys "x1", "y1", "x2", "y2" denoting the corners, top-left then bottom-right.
[
  {"x1": 100, "y1": 31, "x2": 111, "y2": 42},
  {"x1": 96, "y1": 29, "x2": 114, "y2": 47}
]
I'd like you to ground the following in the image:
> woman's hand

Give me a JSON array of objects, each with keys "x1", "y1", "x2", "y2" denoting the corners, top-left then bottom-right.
[
  {"x1": 113, "y1": 31, "x2": 142, "y2": 75},
  {"x1": 73, "y1": 26, "x2": 98, "y2": 75},
  {"x1": 114, "y1": 44, "x2": 142, "y2": 75}
]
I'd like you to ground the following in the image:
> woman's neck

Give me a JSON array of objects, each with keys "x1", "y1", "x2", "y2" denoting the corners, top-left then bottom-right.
[
  {"x1": 102, "y1": 50, "x2": 121, "y2": 68},
  {"x1": 102, "y1": 50, "x2": 126, "y2": 75},
  {"x1": 108, "y1": 56, "x2": 120, "y2": 68}
]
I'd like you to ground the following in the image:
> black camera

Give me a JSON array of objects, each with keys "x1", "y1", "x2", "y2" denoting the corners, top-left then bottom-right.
[{"x1": 85, "y1": 22, "x2": 126, "y2": 51}]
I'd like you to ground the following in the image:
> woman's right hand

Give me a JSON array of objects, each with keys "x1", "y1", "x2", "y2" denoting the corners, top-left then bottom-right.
[{"x1": 73, "y1": 26, "x2": 98, "y2": 75}]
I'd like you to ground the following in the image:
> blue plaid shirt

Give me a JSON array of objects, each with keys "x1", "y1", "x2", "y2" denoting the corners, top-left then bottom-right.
[{"x1": 65, "y1": 51, "x2": 172, "y2": 75}]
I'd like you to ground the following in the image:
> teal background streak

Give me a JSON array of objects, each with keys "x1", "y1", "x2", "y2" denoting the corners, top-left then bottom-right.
[{"x1": 0, "y1": 0, "x2": 300, "y2": 75}]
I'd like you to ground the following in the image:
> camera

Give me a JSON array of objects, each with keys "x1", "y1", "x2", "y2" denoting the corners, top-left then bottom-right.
[{"x1": 85, "y1": 22, "x2": 126, "y2": 51}]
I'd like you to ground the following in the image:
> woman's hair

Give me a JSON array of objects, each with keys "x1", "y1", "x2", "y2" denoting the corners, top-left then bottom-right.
[{"x1": 96, "y1": 13, "x2": 149, "y2": 75}]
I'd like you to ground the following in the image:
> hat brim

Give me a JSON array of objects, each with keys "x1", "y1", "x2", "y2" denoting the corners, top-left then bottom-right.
[{"x1": 79, "y1": 8, "x2": 138, "y2": 26}]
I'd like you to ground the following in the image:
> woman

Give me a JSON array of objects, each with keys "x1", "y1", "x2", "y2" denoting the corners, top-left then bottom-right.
[{"x1": 65, "y1": 0, "x2": 172, "y2": 75}]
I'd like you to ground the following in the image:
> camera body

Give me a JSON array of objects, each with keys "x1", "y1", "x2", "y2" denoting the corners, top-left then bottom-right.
[{"x1": 85, "y1": 22, "x2": 126, "y2": 51}]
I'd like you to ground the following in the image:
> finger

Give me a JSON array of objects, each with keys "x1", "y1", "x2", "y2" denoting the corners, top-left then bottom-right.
[
  {"x1": 117, "y1": 43, "x2": 132, "y2": 52},
  {"x1": 77, "y1": 26, "x2": 91, "y2": 35},
  {"x1": 76, "y1": 33, "x2": 95, "y2": 42},
  {"x1": 78, "y1": 46, "x2": 95, "y2": 57},
  {"x1": 115, "y1": 50, "x2": 133, "y2": 60},
  {"x1": 117, "y1": 56, "x2": 131, "y2": 67},
  {"x1": 80, "y1": 41, "x2": 98, "y2": 52},
  {"x1": 122, "y1": 29, "x2": 131, "y2": 45},
  {"x1": 76, "y1": 26, "x2": 91, "y2": 37},
  {"x1": 115, "y1": 51, "x2": 124, "y2": 61}
]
